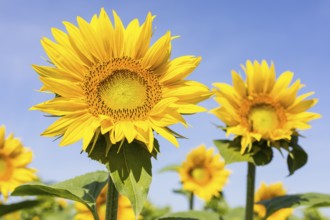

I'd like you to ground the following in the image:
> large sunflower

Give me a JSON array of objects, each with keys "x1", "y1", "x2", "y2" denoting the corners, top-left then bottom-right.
[
  {"x1": 254, "y1": 182, "x2": 293, "y2": 220},
  {"x1": 74, "y1": 185, "x2": 139, "y2": 220},
  {"x1": 0, "y1": 126, "x2": 37, "y2": 200},
  {"x1": 31, "y1": 8, "x2": 210, "y2": 153},
  {"x1": 211, "y1": 60, "x2": 320, "y2": 153},
  {"x1": 179, "y1": 145, "x2": 230, "y2": 201}
]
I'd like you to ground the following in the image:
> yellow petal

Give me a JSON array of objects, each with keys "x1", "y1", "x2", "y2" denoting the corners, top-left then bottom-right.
[
  {"x1": 60, "y1": 113, "x2": 96, "y2": 146},
  {"x1": 98, "y1": 8, "x2": 114, "y2": 59},
  {"x1": 163, "y1": 80, "x2": 211, "y2": 104},
  {"x1": 32, "y1": 65, "x2": 80, "y2": 82},
  {"x1": 160, "y1": 56, "x2": 201, "y2": 84},
  {"x1": 151, "y1": 124, "x2": 178, "y2": 147},
  {"x1": 174, "y1": 103, "x2": 207, "y2": 114},
  {"x1": 41, "y1": 37, "x2": 86, "y2": 80},
  {"x1": 142, "y1": 31, "x2": 171, "y2": 70},
  {"x1": 271, "y1": 71, "x2": 294, "y2": 95},
  {"x1": 124, "y1": 18, "x2": 140, "y2": 57},
  {"x1": 82, "y1": 119, "x2": 101, "y2": 151},
  {"x1": 39, "y1": 76, "x2": 83, "y2": 98},
  {"x1": 288, "y1": 99, "x2": 317, "y2": 113},
  {"x1": 135, "y1": 12, "x2": 154, "y2": 59},
  {"x1": 276, "y1": 79, "x2": 303, "y2": 107},
  {"x1": 12, "y1": 168, "x2": 36, "y2": 182},
  {"x1": 63, "y1": 21, "x2": 95, "y2": 64},
  {"x1": 77, "y1": 16, "x2": 108, "y2": 60},
  {"x1": 42, "y1": 111, "x2": 88, "y2": 137},
  {"x1": 11, "y1": 151, "x2": 33, "y2": 167},
  {"x1": 121, "y1": 121, "x2": 137, "y2": 143},
  {"x1": 231, "y1": 70, "x2": 247, "y2": 98},
  {"x1": 31, "y1": 97, "x2": 87, "y2": 116},
  {"x1": 112, "y1": 10, "x2": 125, "y2": 57}
]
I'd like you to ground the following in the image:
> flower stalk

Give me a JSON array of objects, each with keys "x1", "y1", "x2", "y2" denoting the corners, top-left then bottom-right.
[
  {"x1": 245, "y1": 162, "x2": 256, "y2": 220},
  {"x1": 189, "y1": 192, "x2": 194, "y2": 210},
  {"x1": 105, "y1": 173, "x2": 119, "y2": 220}
]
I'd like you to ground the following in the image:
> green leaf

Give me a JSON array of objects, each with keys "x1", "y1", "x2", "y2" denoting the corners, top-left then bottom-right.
[
  {"x1": 0, "y1": 200, "x2": 44, "y2": 217},
  {"x1": 158, "y1": 211, "x2": 220, "y2": 220},
  {"x1": 259, "y1": 193, "x2": 330, "y2": 218},
  {"x1": 52, "y1": 170, "x2": 108, "y2": 199},
  {"x1": 86, "y1": 135, "x2": 155, "y2": 217},
  {"x1": 287, "y1": 144, "x2": 308, "y2": 176},
  {"x1": 11, "y1": 171, "x2": 108, "y2": 220},
  {"x1": 252, "y1": 141, "x2": 273, "y2": 166},
  {"x1": 214, "y1": 139, "x2": 253, "y2": 164},
  {"x1": 158, "y1": 164, "x2": 180, "y2": 173},
  {"x1": 222, "y1": 207, "x2": 245, "y2": 220},
  {"x1": 108, "y1": 141, "x2": 152, "y2": 217}
]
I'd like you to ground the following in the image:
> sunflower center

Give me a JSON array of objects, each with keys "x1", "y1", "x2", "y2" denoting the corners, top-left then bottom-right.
[
  {"x1": 248, "y1": 104, "x2": 279, "y2": 134},
  {"x1": 98, "y1": 70, "x2": 147, "y2": 110},
  {"x1": 83, "y1": 57, "x2": 162, "y2": 122},
  {"x1": 191, "y1": 167, "x2": 210, "y2": 184},
  {"x1": 0, "y1": 156, "x2": 13, "y2": 181},
  {"x1": 239, "y1": 95, "x2": 287, "y2": 136}
]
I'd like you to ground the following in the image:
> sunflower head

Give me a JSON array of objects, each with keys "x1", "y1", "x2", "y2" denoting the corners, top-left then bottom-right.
[
  {"x1": 211, "y1": 60, "x2": 320, "y2": 153},
  {"x1": 74, "y1": 184, "x2": 138, "y2": 220},
  {"x1": 179, "y1": 145, "x2": 231, "y2": 201},
  {"x1": 0, "y1": 125, "x2": 37, "y2": 200},
  {"x1": 254, "y1": 182, "x2": 293, "y2": 220},
  {"x1": 31, "y1": 8, "x2": 211, "y2": 156}
]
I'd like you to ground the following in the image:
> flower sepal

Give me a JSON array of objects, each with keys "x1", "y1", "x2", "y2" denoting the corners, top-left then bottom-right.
[{"x1": 213, "y1": 138, "x2": 274, "y2": 166}]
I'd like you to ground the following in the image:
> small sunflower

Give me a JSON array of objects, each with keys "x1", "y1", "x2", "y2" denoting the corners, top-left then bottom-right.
[
  {"x1": 179, "y1": 145, "x2": 231, "y2": 201},
  {"x1": 211, "y1": 60, "x2": 320, "y2": 153},
  {"x1": 31, "y1": 8, "x2": 211, "y2": 153},
  {"x1": 254, "y1": 182, "x2": 293, "y2": 220},
  {"x1": 0, "y1": 126, "x2": 37, "y2": 200},
  {"x1": 1, "y1": 211, "x2": 21, "y2": 220},
  {"x1": 74, "y1": 185, "x2": 138, "y2": 220}
]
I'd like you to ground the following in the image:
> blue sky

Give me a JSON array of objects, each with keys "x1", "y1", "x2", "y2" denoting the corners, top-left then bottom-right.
[{"x1": 0, "y1": 0, "x2": 329, "y2": 214}]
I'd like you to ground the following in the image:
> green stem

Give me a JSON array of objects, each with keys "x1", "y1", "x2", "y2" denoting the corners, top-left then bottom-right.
[
  {"x1": 189, "y1": 192, "x2": 194, "y2": 210},
  {"x1": 105, "y1": 173, "x2": 119, "y2": 220},
  {"x1": 245, "y1": 162, "x2": 256, "y2": 220}
]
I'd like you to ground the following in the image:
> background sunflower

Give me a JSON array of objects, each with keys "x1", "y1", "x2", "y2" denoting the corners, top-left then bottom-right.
[
  {"x1": 179, "y1": 145, "x2": 231, "y2": 201},
  {"x1": 211, "y1": 60, "x2": 320, "y2": 153},
  {"x1": 254, "y1": 182, "x2": 293, "y2": 220},
  {"x1": 0, "y1": 126, "x2": 37, "y2": 200}
]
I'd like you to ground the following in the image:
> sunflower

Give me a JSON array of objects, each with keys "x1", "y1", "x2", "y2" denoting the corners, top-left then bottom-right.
[
  {"x1": 1, "y1": 211, "x2": 21, "y2": 220},
  {"x1": 211, "y1": 60, "x2": 320, "y2": 153},
  {"x1": 74, "y1": 185, "x2": 139, "y2": 220},
  {"x1": 31, "y1": 8, "x2": 211, "y2": 153},
  {"x1": 179, "y1": 145, "x2": 230, "y2": 201},
  {"x1": 0, "y1": 126, "x2": 37, "y2": 200},
  {"x1": 254, "y1": 182, "x2": 293, "y2": 220}
]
